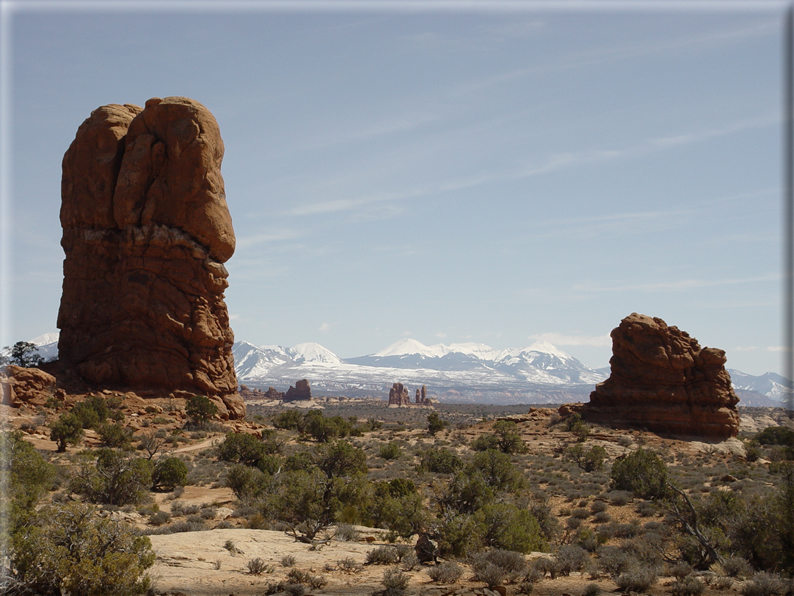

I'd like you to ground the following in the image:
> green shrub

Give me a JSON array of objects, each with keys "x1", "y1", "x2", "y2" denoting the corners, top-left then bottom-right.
[
  {"x1": 3, "y1": 431, "x2": 55, "y2": 526},
  {"x1": 379, "y1": 441, "x2": 403, "y2": 460},
  {"x1": 71, "y1": 449, "x2": 154, "y2": 506},
  {"x1": 475, "y1": 562, "x2": 509, "y2": 588},
  {"x1": 366, "y1": 546, "x2": 401, "y2": 565},
  {"x1": 418, "y1": 447, "x2": 462, "y2": 474},
  {"x1": 98, "y1": 422, "x2": 133, "y2": 448},
  {"x1": 441, "y1": 471, "x2": 494, "y2": 515},
  {"x1": 247, "y1": 557, "x2": 272, "y2": 575},
  {"x1": 72, "y1": 395, "x2": 110, "y2": 429},
  {"x1": 596, "y1": 545, "x2": 635, "y2": 577},
  {"x1": 316, "y1": 440, "x2": 367, "y2": 478},
  {"x1": 554, "y1": 544, "x2": 588, "y2": 576},
  {"x1": 741, "y1": 572, "x2": 787, "y2": 596},
  {"x1": 10, "y1": 502, "x2": 155, "y2": 595},
  {"x1": 583, "y1": 583, "x2": 601, "y2": 596},
  {"x1": 670, "y1": 576, "x2": 705, "y2": 596},
  {"x1": 225, "y1": 463, "x2": 272, "y2": 501},
  {"x1": 427, "y1": 561, "x2": 463, "y2": 583},
  {"x1": 185, "y1": 395, "x2": 217, "y2": 427},
  {"x1": 615, "y1": 567, "x2": 657, "y2": 593},
  {"x1": 754, "y1": 427, "x2": 794, "y2": 446},
  {"x1": 565, "y1": 444, "x2": 607, "y2": 472},
  {"x1": 471, "y1": 433, "x2": 501, "y2": 452},
  {"x1": 469, "y1": 548, "x2": 527, "y2": 584},
  {"x1": 470, "y1": 449, "x2": 524, "y2": 491},
  {"x1": 492, "y1": 420, "x2": 528, "y2": 454},
  {"x1": 272, "y1": 409, "x2": 302, "y2": 430},
  {"x1": 722, "y1": 555, "x2": 753, "y2": 578},
  {"x1": 372, "y1": 491, "x2": 426, "y2": 538},
  {"x1": 565, "y1": 413, "x2": 591, "y2": 442},
  {"x1": 216, "y1": 432, "x2": 268, "y2": 466},
  {"x1": 284, "y1": 450, "x2": 315, "y2": 471},
  {"x1": 609, "y1": 449, "x2": 669, "y2": 500},
  {"x1": 437, "y1": 513, "x2": 482, "y2": 557},
  {"x1": 381, "y1": 567, "x2": 409, "y2": 596},
  {"x1": 475, "y1": 502, "x2": 548, "y2": 553},
  {"x1": 149, "y1": 510, "x2": 171, "y2": 526},
  {"x1": 427, "y1": 411, "x2": 448, "y2": 435},
  {"x1": 302, "y1": 410, "x2": 352, "y2": 442},
  {"x1": 49, "y1": 412, "x2": 84, "y2": 452},
  {"x1": 286, "y1": 568, "x2": 326, "y2": 588},
  {"x1": 152, "y1": 456, "x2": 188, "y2": 491}
]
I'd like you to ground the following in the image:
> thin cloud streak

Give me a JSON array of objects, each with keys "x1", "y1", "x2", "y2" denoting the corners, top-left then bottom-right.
[
  {"x1": 283, "y1": 112, "x2": 776, "y2": 219},
  {"x1": 237, "y1": 229, "x2": 304, "y2": 248},
  {"x1": 528, "y1": 332, "x2": 611, "y2": 347},
  {"x1": 574, "y1": 273, "x2": 780, "y2": 294}
]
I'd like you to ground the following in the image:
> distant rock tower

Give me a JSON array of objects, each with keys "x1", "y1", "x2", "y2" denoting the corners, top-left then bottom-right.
[
  {"x1": 388, "y1": 382, "x2": 411, "y2": 406},
  {"x1": 56, "y1": 97, "x2": 243, "y2": 419},
  {"x1": 584, "y1": 313, "x2": 740, "y2": 438},
  {"x1": 416, "y1": 385, "x2": 431, "y2": 405},
  {"x1": 285, "y1": 379, "x2": 312, "y2": 402}
]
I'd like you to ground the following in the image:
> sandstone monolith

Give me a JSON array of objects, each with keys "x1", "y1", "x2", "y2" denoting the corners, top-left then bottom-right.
[
  {"x1": 584, "y1": 313, "x2": 739, "y2": 438},
  {"x1": 57, "y1": 97, "x2": 243, "y2": 418},
  {"x1": 388, "y1": 382, "x2": 411, "y2": 406}
]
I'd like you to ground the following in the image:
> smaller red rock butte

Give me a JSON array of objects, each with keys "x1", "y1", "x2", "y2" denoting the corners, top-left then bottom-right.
[
  {"x1": 284, "y1": 379, "x2": 312, "y2": 402},
  {"x1": 388, "y1": 382, "x2": 411, "y2": 406},
  {"x1": 584, "y1": 313, "x2": 740, "y2": 438}
]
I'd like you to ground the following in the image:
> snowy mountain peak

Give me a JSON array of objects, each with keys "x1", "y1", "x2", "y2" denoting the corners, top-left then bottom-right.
[
  {"x1": 291, "y1": 342, "x2": 342, "y2": 364},
  {"x1": 523, "y1": 340, "x2": 572, "y2": 360},
  {"x1": 374, "y1": 338, "x2": 446, "y2": 358},
  {"x1": 31, "y1": 332, "x2": 60, "y2": 346}
]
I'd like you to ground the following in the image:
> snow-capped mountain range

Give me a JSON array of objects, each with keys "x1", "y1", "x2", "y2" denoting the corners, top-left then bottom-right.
[
  {"x1": 9, "y1": 333, "x2": 790, "y2": 406},
  {"x1": 233, "y1": 338, "x2": 606, "y2": 404}
]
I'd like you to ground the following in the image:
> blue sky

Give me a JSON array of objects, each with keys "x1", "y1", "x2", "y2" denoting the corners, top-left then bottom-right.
[{"x1": 0, "y1": 1, "x2": 787, "y2": 375}]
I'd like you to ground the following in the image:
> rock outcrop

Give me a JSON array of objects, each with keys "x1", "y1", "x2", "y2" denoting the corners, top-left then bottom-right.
[
  {"x1": 264, "y1": 387, "x2": 285, "y2": 400},
  {"x1": 416, "y1": 384, "x2": 431, "y2": 405},
  {"x1": 584, "y1": 313, "x2": 740, "y2": 438},
  {"x1": 388, "y1": 382, "x2": 411, "y2": 406},
  {"x1": 1, "y1": 365, "x2": 57, "y2": 407},
  {"x1": 57, "y1": 97, "x2": 243, "y2": 418},
  {"x1": 284, "y1": 379, "x2": 312, "y2": 402}
]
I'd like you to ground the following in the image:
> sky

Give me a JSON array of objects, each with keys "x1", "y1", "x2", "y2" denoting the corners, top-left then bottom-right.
[{"x1": 0, "y1": 0, "x2": 789, "y2": 376}]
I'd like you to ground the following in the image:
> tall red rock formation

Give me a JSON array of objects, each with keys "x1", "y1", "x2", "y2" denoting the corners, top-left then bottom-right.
[
  {"x1": 388, "y1": 382, "x2": 411, "y2": 406},
  {"x1": 57, "y1": 97, "x2": 244, "y2": 419},
  {"x1": 584, "y1": 313, "x2": 739, "y2": 438}
]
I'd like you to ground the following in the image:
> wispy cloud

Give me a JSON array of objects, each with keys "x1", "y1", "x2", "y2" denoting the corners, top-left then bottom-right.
[
  {"x1": 319, "y1": 322, "x2": 332, "y2": 332},
  {"x1": 574, "y1": 273, "x2": 779, "y2": 294},
  {"x1": 283, "y1": 111, "x2": 776, "y2": 222},
  {"x1": 237, "y1": 229, "x2": 303, "y2": 248},
  {"x1": 528, "y1": 332, "x2": 611, "y2": 347},
  {"x1": 448, "y1": 17, "x2": 780, "y2": 97}
]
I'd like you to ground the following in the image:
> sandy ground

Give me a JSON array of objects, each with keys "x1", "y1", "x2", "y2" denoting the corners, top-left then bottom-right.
[{"x1": 146, "y1": 526, "x2": 749, "y2": 596}]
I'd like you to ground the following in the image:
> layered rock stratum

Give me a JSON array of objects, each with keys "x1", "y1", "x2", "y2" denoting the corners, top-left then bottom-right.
[
  {"x1": 57, "y1": 97, "x2": 243, "y2": 419},
  {"x1": 584, "y1": 313, "x2": 740, "y2": 438}
]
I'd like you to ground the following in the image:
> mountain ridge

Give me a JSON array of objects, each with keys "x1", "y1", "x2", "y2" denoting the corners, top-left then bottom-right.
[{"x1": 10, "y1": 333, "x2": 789, "y2": 406}]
